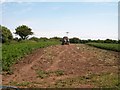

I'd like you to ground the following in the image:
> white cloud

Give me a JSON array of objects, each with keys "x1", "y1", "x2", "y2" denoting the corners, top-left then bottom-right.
[{"x1": 0, "y1": 0, "x2": 6, "y2": 3}]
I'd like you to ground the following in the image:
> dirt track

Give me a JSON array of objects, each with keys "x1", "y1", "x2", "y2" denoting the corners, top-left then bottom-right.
[{"x1": 2, "y1": 44, "x2": 118, "y2": 88}]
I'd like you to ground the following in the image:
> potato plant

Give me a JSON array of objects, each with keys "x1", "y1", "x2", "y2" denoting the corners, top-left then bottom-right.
[
  {"x1": 87, "y1": 43, "x2": 120, "y2": 52},
  {"x1": 2, "y1": 41, "x2": 59, "y2": 71}
]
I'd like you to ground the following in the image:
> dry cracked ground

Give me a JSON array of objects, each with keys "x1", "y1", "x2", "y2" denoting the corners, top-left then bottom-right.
[{"x1": 2, "y1": 44, "x2": 119, "y2": 88}]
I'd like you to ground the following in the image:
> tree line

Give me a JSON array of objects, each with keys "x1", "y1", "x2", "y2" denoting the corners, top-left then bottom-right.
[
  {"x1": 0, "y1": 25, "x2": 119, "y2": 44},
  {"x1": 0, "y1": 25, "x2": 63, "y2": 43},
  {"x1": 69, "y1": 37, "x2": 120, "y2": 44}
]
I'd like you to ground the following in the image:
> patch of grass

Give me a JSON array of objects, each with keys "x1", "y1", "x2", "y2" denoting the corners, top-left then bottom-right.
[
  {"x1": 10, "y1": 81, "x2": 31, "y2": 86},
  {"x1": 9, "y1": 81, "x2": 18, "y2": 85},
  {"x1": 16, "y1": 82, "x2": 31, "y2": 86},
  {"x1": 54, "y1": 70, "x2": 64, "y2": 76},
  {"x1": 52, "y1": 73, "x2": 118, "y2": 88},
  {"x1": 36, "y1": 69, "x2": 65, "y2": 79},
  {"x1": 36, "y1": 70, "x2": 49, "y2": 79},
  {"x1": 91, "y1": 73, "x2": 119, "y2": 88}
]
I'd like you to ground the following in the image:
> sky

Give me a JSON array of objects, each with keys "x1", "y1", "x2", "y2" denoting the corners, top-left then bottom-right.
[{"x1": 0, "y1": 0, "x2": 119, "y2": 40}]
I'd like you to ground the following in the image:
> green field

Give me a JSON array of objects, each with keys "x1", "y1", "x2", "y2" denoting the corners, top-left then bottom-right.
[
  {"x1": 87, "y1": 43, "x2": 120, "y2": 52},
  {"x1": 2, "y1": 41, "x2": 59, "y2": 71}
]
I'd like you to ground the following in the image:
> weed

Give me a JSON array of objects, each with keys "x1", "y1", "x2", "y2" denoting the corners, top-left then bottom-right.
[
  {"x1": 36, "y1": 70, "x2": 49, "y2": 79},
  {"x1": 36, "y1": 69, "x2": 64, "y2": 79},
  {"x1": 53, "y1": 72, "x2": 118, "y2": 88},
  {"x1": 16, "y1": 82, "x2": 31, "y2": 86},
  {"x1": 54, "y1": 70, "x2": 64, "y2": 76}
]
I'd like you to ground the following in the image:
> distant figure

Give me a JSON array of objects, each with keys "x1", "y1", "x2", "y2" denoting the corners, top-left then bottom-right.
[{"x1": 62, "y1": 36, "x2": 70, "y2": 45}]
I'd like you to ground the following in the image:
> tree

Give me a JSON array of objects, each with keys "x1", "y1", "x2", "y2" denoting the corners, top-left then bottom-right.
[
  {"x1": 118, "y1": 40, "x2": 120, "y2": 44},
  {"x1": 79, "y1": 40, "x2": 88, "y2": 43},
  {"x1": 104, "y1": 39, "x2": 113, "y2": 43},
  {"x1": 70, "y1": 37, "x2": 80, "y2": 43},
  {"x1": 39, "y1": 37, "x2": 48, "y2": 41},
  {"x1": 50, "y1": 37, "x2": 62, "y2": 41},
  {"x1": 15, "y1": 25, "x2": 33, "y2": 40},
  {"x1": 29, "y1": 37, "x2": 39, "y2": 42},
  {"x1": 0, "y1": 25, "x2": 13, "y2": 43}
]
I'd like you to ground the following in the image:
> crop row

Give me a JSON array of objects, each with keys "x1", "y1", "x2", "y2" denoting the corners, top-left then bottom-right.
[
  {"x1": 87, "y1": 43, "x2": 120, "y2": 52},
  {"x1": 2, "y1": 41, "x2": 59, "y2": 71}
]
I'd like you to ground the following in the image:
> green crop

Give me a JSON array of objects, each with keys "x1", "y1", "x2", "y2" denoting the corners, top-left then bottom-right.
[
  {"x1": 2, "y1": 41, "x2": 59, "y2": 71},
  {"x1": 87, "y1": 43, "x2": 120, "y2": 52}
]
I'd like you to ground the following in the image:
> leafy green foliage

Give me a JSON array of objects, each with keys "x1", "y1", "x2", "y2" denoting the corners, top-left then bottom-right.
[
  {"x1": 87, "y1": 43, "x2": 120, "y2": 52},
  {"x1": 2, "y1": 41, "x2": 59, "y2": 71},
  {"x1": 104, "y1": 39, "x2": 117, "y2": 43},
  {"x1": 38, "y1": 37, "x2": 48, "y2": 42},
  {"x1": 29, "y1": 37, "x2": 39, "y2": 42},
  {"x1": 15, "y1": 25, "x2": 33, "y2": 40},
  {"x1": 70, "y1": 37, "x2": 80, "y2": 43},
  {"x1": 0, "y1": 25, "x2": 13, "y2": 43},
  {"x1": 50, "y1": 37, "x2": 62, "y2": 41}
]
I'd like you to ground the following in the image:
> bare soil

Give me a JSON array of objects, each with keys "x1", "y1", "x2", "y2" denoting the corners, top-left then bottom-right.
[{"x1": 2, "y1": 44, "x2": 119, "y2": 88}]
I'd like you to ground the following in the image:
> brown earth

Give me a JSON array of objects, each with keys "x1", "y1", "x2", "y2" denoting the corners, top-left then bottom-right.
[{"x1": 2, "y1": 44, "x2": 119, "y2": 88}]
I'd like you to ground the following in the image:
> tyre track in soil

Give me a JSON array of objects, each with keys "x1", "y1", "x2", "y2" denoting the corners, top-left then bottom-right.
[
  {"x1": 46, "y1": 45, "x2": 68, "y2": 71},
  {"x1": 43, "y1": 45, "x2": 84, "y2": 86},
  {"x1": 2, "y1": 45, "x2": 70, "y2": 85},
  {"x1": 2, "y1": 49, "x2": 45, "y2": 84},
  {"x1": 2, "y1": 44, "x2": 118, "y2": 88}
]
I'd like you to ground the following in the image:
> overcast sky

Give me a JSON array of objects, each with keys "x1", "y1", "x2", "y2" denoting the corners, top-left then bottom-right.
[{"x1": 0, "y1": 0, "x2": 118, "y2": 40}]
